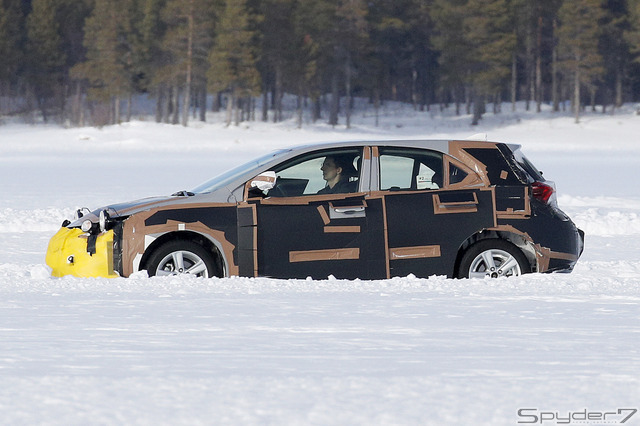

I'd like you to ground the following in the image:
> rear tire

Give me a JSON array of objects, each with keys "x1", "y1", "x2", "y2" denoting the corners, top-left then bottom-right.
[
  {"x1": 146, "y1": 240, "x2": 217, "y2": 278},
  {"x1": 458, "y1": 239, "x2": 530, "y2": 279}
]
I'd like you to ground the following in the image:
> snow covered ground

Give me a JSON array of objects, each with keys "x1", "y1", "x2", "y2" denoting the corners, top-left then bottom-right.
[{"x1": 1, "y1": 103, "x2": 639, "y2": 425}]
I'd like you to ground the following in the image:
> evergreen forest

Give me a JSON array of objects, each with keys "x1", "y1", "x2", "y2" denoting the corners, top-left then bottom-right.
[{"x1": 1, "y1": 0, "x2": 640, "y2": 127}]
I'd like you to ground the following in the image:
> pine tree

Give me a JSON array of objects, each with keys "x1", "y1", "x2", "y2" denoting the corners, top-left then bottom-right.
[
  {"x1": 625, "y1": 0, "x2": 640, "y2": 55},
  {"x1": 56, "y1": 0, "x2": 94, "y2": 124},
  {"x1": 600, "y1": 0, "x2": 630, "y2": 111},
  {"x1": 288, "y1": 0, "x2": 327, "y2": 127},
  {"x1": 140, "y1": 0, "x2": 170, "y2": 122},
  {"x1": 207, "y1": 0, "x2": 260, "y2": 126},
  {"x1": 258, "y1": 0, "x2": 296, "y2": 123},
  {"x1": 26, "y1": 0, "x2": 67, "y2": 122},
  {"x1": 557, "y1": 0, "x2": 605, "y2": 122},
  {"x1": 315, "y1": 0, "x2": 368, "y2": 127},
  {"x1": 0, "y1": 1, "x2": 23, "y2": 113},
  {"x1": 368, "y1": 0, "x2": 436, "y2": 115},
  {"x1": 624, "y1": 0, "x2": 640, "y2": 107},
  {"x1": 161, "y1": 0, "x2": 218, "y2": 126},
  {"x1": 71, "y1": 0, "x2": 139, "y2": 125},
  {"x1": 510, "y1": 0, "x2": 537, "y2": 111},
  {"x1": 464, "y1": 0, "x2": 516, "y2": 124},
  {"x1": 432, "y1": 0, "x2": 472, "y2": 114}
]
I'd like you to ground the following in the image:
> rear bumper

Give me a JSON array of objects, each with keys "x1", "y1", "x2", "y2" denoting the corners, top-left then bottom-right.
[
  {"x1": 537, "y1": 227, "x2": 584, "y2": 273},
  {"x1": 45, "y1": 227, "x2": 120, "y2": 278}
]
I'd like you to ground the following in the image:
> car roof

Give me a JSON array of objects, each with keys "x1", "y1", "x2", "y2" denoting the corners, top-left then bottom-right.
[
  {"x1": 279, "y1": 140, "x2": 450, "y2": 158},
  {"x1": 280, "y1": 138, "x2": 520, "y2": 157}
]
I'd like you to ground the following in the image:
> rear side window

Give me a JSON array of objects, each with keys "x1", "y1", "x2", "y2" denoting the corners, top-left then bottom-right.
[
  {"x1": 449, "y1": 163, "x2": 468, "y2": 185},
  {"x1": 379, "y1": 148, "x2": 443, "y2": 191},
  {"x1": 464, "y1": 146, "x2": 523, "y2": 185}
]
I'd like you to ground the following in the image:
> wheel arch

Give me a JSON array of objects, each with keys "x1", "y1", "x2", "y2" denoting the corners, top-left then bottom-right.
[
  {"x1": 139, "y1": 230, "x2": 226, "y2": 277},
  {"x1": 453, "y1": 229, "x2": 538, "y2": 277}
]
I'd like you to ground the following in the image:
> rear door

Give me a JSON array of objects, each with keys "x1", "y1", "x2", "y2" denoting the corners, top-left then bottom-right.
[{"x1": 375, "y1": 147, "x2": 495, "y2": 277}]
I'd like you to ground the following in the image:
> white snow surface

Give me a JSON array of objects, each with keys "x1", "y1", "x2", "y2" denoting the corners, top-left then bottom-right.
[{"x1": 1, "y1": 103, "x2": 640, "y2": 425}]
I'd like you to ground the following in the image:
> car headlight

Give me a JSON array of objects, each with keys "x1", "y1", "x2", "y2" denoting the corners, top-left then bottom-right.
[
  {"x1": 99, "y1": 209, "x2": 110, "y2": 232},
  {"x1": 81, "y1": 219, "x2": 93, "y2": 233}
]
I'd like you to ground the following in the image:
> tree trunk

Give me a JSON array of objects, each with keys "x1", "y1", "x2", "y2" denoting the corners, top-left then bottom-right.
[
  {"x1": 452, "y1": 87, "x2": 460, "y2": 116},
  {"x1": 296, "y1": 92, "x2": 303, "y2": 128},
  {"x1": 162, "y1": 86, "x2": 171, "y2": 123},
  {"x1": 234, "y1": 95, "x2": 241, "y2": 126},
  {"x1": 345, "y1": 54, "x2": 352, "y2": 129},
  {"x1": 536, "y1": 16, "x2": 543, "y2": 113},
  {"x1": 552, "y1": 19, "x2": 559, "y2": 112},
  {"x1": 171, "y1": 85, "x2": 180, "y2": 125},
  {"x1": 72, "y1": 81, "x2": 83, "y2": 126},
  {"x1": 211, "y1": 92, "x2": 220, "y2": 112},
  {"x1": 465, "y1": 84, "x2": 471, "y2": 115},
  {"x1": 615, "y1": 69, "x2": 623, "y2": 109},
  {"x1": 199, "y1": 87, "x2": 206, "y2": 122},
  {"x1": 114, "y1": 95, "x2": 120, "y2": 124},
  {"x1": 155, "y1": 86, "x2": 163, "y2": 123},
  {"x1": 573, "y1": 67, "x2": 581, "y2": 123},
  {"x1": 225, "y1": 92, "x2": 233, "y2": 126},
  {"x1": 411, "y1": 68, "x2": 418, "y2": 111},
  {"x1": 274, "y1": 65, "x2": 283, "y2": 122},
  {"x1": 126, "y1": 94, "x2": 132, "y2": 122},
  {"x1": 329, "y1": 71, "x2": 339, "y2": 126},
  {"x1": 525, "y1": 27, "x2": 533, "y2": 111},
  {"x1": 262, "y1": 90, "x2": 268, "y2": 121},
  {"x1": 312, "y1": 95, "x2": 321, "y2": 122},
  {"x1": 511, "y1": 53, "x2": 517, "y2": 112},
  {"x1": 471, "y1": 92, "x2": 483, "y2": 126},
  {"x1": 374, "y1": 88, "x2": 380, "y2": 127},
  {"x1": 181, "y1": 1, "x2": 194, "y2": 127}
]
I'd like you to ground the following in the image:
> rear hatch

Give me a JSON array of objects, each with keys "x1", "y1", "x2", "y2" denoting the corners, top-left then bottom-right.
[
  {"x1": 497, "y1": 143, "x2": 558, "y2": 207},
  {"x1": 499, "y1": 143, "x2": 584, "y2": 251}
]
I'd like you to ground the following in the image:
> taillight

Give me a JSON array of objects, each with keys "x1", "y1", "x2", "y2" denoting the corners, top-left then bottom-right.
[{"x1": 531, "y1": 181, "x2": 555, "y2": 204}]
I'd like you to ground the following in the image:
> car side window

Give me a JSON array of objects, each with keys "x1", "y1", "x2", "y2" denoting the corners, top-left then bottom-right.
[
  {"x1": 379, "y1": 155, "x2": 413, "y2": 190},
  {"x1": 379, "y1": 148, "x2": 443, "y2": 191},
  {"x1": 265, "y1": 148, "x2": 363, "y2": 197},
  {"x1": 449, "y1": 163, "x2": 468, "y2": 185}
]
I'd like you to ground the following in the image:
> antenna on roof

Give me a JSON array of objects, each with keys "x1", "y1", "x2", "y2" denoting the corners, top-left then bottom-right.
[{"x1": 466, "y1": 133, "x2": 488, "y2": 141}]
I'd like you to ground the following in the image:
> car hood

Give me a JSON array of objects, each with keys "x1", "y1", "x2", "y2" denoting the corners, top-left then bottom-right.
[
  {"x1": 67, "y1": 188, "x2": 234, "y2": 228},
  {"x1": 108, "y1": 196, "x2": 180, "y2": 217}
]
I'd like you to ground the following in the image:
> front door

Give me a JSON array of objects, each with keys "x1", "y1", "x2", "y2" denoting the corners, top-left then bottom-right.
[{"x1": 241, "y1": 147, "x2": 387, "y2": 279}]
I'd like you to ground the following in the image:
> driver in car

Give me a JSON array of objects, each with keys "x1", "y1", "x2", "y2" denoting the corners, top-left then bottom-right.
[{"x1": 317, "y1": 155, "x2": 358, "y2": 194}]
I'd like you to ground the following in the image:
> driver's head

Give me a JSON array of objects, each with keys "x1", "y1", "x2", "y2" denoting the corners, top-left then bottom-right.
[
  {"x1": 321, "y1": 156, "x2": 342, "y2": 183},
  {"x1": 321, "y1": 155, "x2": 354, "y2": 182}
]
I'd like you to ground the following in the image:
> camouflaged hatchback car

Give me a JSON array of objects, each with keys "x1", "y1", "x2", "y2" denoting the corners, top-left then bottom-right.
[{"x1": 46, "y1": 139, "x2": 584, "y2": 280}]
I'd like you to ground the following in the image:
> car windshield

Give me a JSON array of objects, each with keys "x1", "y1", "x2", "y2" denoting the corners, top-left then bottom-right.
[
  {"x1": 190, "y1": 149, "x2": 291, "y2": 194},
  {"x1": 497, "y1": 144, "x2": 544, "y2": 183},
  {"x1": 511, "y1": 149, "x2": 544, "y2": 182}
]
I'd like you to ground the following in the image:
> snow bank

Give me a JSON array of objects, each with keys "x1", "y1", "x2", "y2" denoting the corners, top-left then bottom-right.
[{"x1": 0, "y1": 207, "x2": 74, "y2": 232}]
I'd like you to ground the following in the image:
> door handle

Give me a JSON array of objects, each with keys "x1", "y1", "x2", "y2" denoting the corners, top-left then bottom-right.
[
  {"x1": 329, "y1": 201, "x2": 367, "y2": 219},
  {"x1": 333, "y1": 206, "x2": 365, "y2": 214}
]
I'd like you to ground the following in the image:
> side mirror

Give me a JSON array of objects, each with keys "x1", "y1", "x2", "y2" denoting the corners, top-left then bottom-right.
[{"x1": 250, "y1": 171, "x2": 277, "y2": 193}]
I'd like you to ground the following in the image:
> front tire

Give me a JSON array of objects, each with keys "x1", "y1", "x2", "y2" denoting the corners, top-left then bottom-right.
[
  {"x1": 146, "y1": 240, "x2": 217, "y2": 278},
  {"x1": 458, "y1": 239, "x2": 530, "y2": 279}
]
